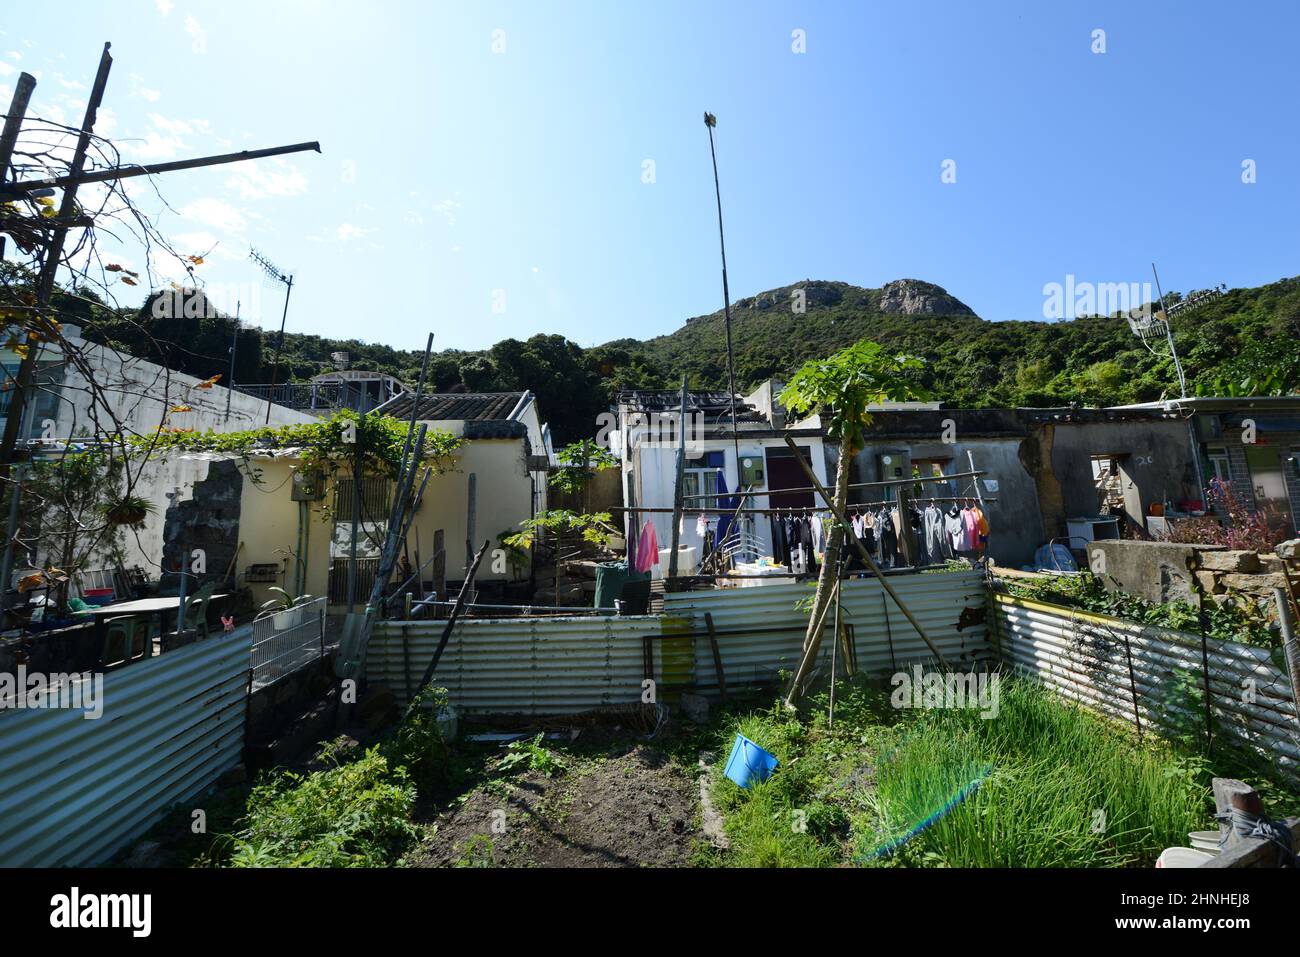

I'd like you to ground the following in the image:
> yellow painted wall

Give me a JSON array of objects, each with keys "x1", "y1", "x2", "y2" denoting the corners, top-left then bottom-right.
[
  {"x1": 236, "y1": 458, "x2": 334, "y2": 607},
  {"x1": 407, "y1": 437, "x2": 537, "y2": 584}
]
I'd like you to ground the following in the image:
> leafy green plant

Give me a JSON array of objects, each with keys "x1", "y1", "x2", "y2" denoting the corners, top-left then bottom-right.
[
  {"x1": 1003, "y1": 571, "x2": 1278, "y2": 649},
  {"x1": 454, "y1": 834, "x2": 497, "y2": 868},
  {"x1": 549, "y1": 439, "x2": 617, "y2": 496},
  {"x1": 497, "y1": 733, "x2": 567, "y2": 778},
  {"x1": 226, "y1": 748, "x2": 420, "y2": 868},
  {"x1": 259, "y1": 585, "x2": 314, "y2": 613},
  {"x1": 777, "y1": 340, "x2": 928, "y2": 705}
]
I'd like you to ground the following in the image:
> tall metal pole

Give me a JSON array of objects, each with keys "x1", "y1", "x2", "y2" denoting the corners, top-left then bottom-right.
[
  {"x1": 704, "y1": 113, "x2": 744, "y2": 494},
  {"x1": 0, "y1": 73, "x2": 38, "y2": 613}
]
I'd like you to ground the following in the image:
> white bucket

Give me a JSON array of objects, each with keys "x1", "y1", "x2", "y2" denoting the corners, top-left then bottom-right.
[{"x1": 1155, "y1": 847, "x2": 1216, "y2": 868}]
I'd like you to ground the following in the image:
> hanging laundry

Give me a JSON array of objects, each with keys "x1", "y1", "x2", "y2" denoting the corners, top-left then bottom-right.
[
  {"x1": 634, "y1": 520, "x2": 659, "y2": 573},
  {"x1": 714, "y1": 469, "x2": 736, "y2": 548},
  {"x1": 923, "y1": 504, "x2": 948, "y2": 562},
  {"x1": 944, "y1": 505, "x2": 965, "y2": 553},
  {"x1": 961, "y1": 506, "x2": 980, "y2": 552},
  {"x1": 769, "y1": 515, "x2": 790, "y2": 565},
  {"x1": 973, "y1": 504, "x2": 989, "y2": 552},
  {"x1": 696, "y1": 513, "x2": 708, "y2": 538},
  {"x1": 878, "y1": 507, "x2": 898, "y2": 567}
]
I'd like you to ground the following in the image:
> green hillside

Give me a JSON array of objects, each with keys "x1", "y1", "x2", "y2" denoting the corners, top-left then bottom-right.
[{"x1": 14, "y1": 258, "x2": 1299, "y2": 445}]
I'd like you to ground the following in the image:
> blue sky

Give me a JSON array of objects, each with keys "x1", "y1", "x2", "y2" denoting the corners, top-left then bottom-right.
[{"x1": 4, "y1": 1, "x2": 1298, "y2": 355}]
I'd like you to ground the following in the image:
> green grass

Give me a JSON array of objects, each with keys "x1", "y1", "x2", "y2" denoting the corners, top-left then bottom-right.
[{"x1": 711, "y1": 674, "x2": 1212, "y2": 868}]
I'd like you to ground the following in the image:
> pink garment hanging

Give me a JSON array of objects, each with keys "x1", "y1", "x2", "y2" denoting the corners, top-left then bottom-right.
[
  {"x1": 961, "y1": 507, "x2": 979, "y2": 551},
  {"x1": 634, "y1": 520, "x2": 659, "y2": 573}
]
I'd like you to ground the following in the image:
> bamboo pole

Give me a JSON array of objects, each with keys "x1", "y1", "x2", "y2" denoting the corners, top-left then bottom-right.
[{"x1": 782, "y1": 436, "x2": 951, "y2": 671}]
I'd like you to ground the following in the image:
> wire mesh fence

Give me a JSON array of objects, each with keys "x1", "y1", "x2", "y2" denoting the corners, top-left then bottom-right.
[{"x1": 250, "y1": 596, "x2": 328, "y2": 689}]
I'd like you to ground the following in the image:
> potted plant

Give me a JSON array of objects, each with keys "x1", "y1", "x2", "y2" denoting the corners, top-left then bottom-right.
[
  {"x1": 261, "y1": 586, "x2": 314, "y2": 629},
  {"x1": 103, "y1": 494, "x2": 156, "y2": 527}
]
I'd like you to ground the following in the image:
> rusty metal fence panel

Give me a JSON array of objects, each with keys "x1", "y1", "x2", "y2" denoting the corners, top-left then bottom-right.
[
  {"x1": 0, "y1": 626, "x2": 252, "y2": 867},
  {"x1": 992, "y1": 592, "x2": 1300, "y2": 781}
]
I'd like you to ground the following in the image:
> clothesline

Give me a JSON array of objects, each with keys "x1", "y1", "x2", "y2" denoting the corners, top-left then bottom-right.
[
  {"x1": 610, "y1": 497, "x2": 999, "y2": 517},
  {"x1": 680, "y1": 468, "x2": 988, "y2": 503}
]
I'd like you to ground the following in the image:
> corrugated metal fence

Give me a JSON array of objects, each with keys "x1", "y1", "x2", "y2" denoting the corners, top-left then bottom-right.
[
  {"x1": 660, "y1": 570, "x2": 992, "y2": 691},
  {"x1": 368, "y1": 615, "x2": 653, "y2": 714},
  {"x1": 992, "y1": 592, "x2": 1300, "y2": 781},
  {"x1": 368, "y1": 570, "x2": 991, "y2": 714},
  {"x1": 0, "y1": 626, "x2": 252, "y2": 867}
]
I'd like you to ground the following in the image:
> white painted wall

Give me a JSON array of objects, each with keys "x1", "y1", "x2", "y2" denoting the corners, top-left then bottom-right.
[
  {"x1": 37, "y1": 332, "x2": 314, "y2": 442},
  {"x1": 625, "y1": 434, "x2": 829, "y2": 569}
]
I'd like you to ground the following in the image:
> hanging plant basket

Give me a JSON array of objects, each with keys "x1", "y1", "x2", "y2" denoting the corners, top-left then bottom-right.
[{"x1": 104, "y1": 496, "x2": 155, "y2": 527}]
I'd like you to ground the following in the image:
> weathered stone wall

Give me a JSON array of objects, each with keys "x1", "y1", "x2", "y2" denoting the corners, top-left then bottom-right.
[
  {"x1": 159, "y1": 459, "x2": 244, "y2": 596},
  {"x1": 1086, "y1": 539, "x2": 1298, "y2": 623}
]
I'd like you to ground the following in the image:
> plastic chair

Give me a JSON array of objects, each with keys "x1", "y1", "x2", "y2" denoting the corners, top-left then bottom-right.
[
  {"x1": 183, "y1": 582, "x2": 217, "y2": 640},
  {"x1": 102, "y1": 615, "x2": 149, "y2": 666}
]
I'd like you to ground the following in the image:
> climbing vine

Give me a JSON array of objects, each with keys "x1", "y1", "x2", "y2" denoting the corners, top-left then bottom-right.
[{"x1": 127, "y1": 409, "x2": 462, "y2": 483}]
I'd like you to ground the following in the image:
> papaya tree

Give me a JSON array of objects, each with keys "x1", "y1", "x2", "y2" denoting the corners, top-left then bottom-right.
[{"x1": 778, "y1": 340, "x2": 927, "y2": 707}]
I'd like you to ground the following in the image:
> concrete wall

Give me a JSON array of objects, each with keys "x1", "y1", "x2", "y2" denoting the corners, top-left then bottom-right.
[
  {"x1": 113, "y1": 453, "x2": 332, "y2": 608},
  {"x1": 42, "y1": 334, "x2": 314, "y2": 441},
  {"x1": 231, "y1": 458, "x2": 334, "y2": 608},
  {"x1": 849, "y1": 436, "x2": 1042, "y2": 569},
  {"x1": 408, "y1": 437, "x2": 537, "y2": 585},
  {"x1": 1043, "y1": 418, "x2": 1197, "y2": 538}
]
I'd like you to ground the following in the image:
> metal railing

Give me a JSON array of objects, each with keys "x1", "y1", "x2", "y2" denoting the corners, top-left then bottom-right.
[{"x1": 250, "y1": 596, "x2": 328, "y2": 689}]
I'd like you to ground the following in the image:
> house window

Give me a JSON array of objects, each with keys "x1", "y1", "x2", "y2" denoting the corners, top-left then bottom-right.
[
  {"x1": 1206, "y1": 445, "x2": 1232, "y2": 485},
  {"x1": 1289, "y1": 448, "x2": 1300, "y2": 481},
  {"x1": 912, "y1": 459, "x2": 954, "y2": 499},
  {"x1": 684, "y1": 450, "x2": 725, "y2": 504}
]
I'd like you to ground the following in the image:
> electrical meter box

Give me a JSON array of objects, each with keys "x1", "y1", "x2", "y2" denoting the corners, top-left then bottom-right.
[
  {"x1": 878, "y1": 451, "x2": 912, "y2": 486},
  {"x1": 739, "y1": 453, "x2": 765, "y2": 487},
  {"x1": 291, "y1": 470, "x2": 326, "y2": 501}
]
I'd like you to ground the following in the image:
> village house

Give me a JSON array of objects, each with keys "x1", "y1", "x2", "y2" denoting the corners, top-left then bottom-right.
[
  {"x1": 610, "y1": 379, "x2": 1300, "y2": 572},
  {"x1": 116, "y1": 388, "x2": 554, "y2": 611}
]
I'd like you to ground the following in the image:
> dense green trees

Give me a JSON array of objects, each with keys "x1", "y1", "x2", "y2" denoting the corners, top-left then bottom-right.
[{"x1": 34, "y1": 270, "x2": 1300, "y2": 445}]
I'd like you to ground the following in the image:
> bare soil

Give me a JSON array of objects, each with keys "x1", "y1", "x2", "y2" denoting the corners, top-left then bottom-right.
[{"x1": 412, "y1": 741, "x2": 703, "y2": 868}]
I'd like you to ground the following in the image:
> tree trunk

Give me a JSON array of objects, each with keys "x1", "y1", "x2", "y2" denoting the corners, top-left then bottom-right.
[{"x1": 784, "y1": 446, "x2": 851, "y2": 708}]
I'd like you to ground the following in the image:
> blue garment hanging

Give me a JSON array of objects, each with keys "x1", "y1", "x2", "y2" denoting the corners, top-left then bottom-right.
[{"x1": 715, "y1": 468, "x2": 737, "y2": 545}]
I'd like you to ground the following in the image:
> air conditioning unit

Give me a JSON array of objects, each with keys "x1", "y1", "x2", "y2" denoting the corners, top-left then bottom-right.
[{"x1": 291, "y1": 470, "x2": 326, "y2": 501}]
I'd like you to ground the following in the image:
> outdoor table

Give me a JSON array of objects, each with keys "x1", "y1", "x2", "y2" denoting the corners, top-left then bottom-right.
[{"x1": 84, "y1": 594, "x2": 228, "y2": 661}]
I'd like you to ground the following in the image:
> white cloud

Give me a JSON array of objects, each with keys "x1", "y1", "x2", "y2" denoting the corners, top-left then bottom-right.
[
  {"x1": 225, "y1": 159, "x2": 309, "y2": 200},
  {"x1": 155, "y1": 0, "x2": 174, "y2": 14},
  {"x1": 184, "y1": 16, "x2": 208, "y2": 54},
  {"x1": 129, "y1": 72, "x2": 161, "y2": 103},
  {"x1": 55, "y1": 74, "x2": 85, "y2": 90},
  {"x1": 120, "y1": 113, "x2": 211, "y2": 161},
  {"x1": 334, "y1": 223, "x2": 373, "y2": 241},
  {"x1": 0, "y1": 62, "x2": 14, "y2": 78},
  {"x1": 433, "y1": 195, "x2": 460, "y2": 226},
  {"x1": 180, "y1": 197, "x2": 248, "y2": 234}
]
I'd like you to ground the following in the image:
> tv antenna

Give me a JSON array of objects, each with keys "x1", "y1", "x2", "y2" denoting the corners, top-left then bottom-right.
[
  {"x1": 249, "y1": 246, "x2": 295, "y2": 423},
  {"x1": 1127, "y1": 263, "x2": 1224, "y2": 399}
]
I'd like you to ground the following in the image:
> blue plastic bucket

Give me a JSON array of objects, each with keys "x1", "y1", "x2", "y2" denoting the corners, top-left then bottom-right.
[{"x1": 723, "y1": 733, "x2": 779, "y2": 789}]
